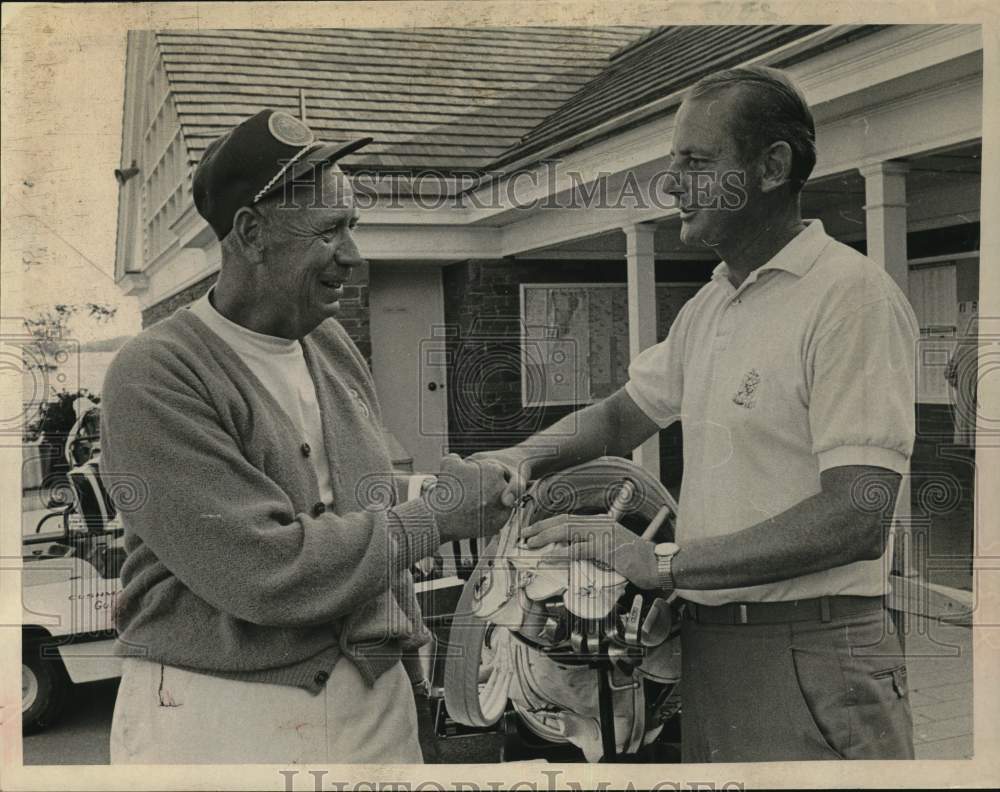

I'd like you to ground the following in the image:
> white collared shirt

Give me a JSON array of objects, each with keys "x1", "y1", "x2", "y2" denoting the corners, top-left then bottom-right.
[{"x1": 625, "y1": 220, "x2": 919, "y2": 604}]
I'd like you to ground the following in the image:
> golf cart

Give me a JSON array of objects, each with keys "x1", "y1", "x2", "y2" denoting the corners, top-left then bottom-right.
[{"x1": 22, "y1": 406, "x2": 124, "y2": 734}]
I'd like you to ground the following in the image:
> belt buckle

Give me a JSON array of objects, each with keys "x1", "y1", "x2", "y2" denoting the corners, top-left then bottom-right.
[{"x1": 738, "y1": 604, "x2": 749, "y2": 624}]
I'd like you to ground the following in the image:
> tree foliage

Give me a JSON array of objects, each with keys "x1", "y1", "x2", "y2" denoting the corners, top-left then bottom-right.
[
  {"x1": 21, "y1": 303, "x2": 117, "y2": 443},
  {"x1": 22, "y1": 303, "x2": 118, "y2": 371}
]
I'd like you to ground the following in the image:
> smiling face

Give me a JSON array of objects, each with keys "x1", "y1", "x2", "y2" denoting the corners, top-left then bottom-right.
[
  {"x1": 667, "y1": 89, "x2": 765, "y2": 251},
  {"x1": 255, "y1": 164, "x2": 365, "y2": 337}
]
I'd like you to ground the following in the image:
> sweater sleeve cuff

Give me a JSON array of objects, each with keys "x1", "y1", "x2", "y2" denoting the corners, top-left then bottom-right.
[{"x1": 388, "y1": 497, "x2": 441, "y2": 570}]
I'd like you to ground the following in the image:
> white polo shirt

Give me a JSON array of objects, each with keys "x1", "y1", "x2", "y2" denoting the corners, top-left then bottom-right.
[{"x1": 625, "y1": 220, "x2": 918, "y2": 605}]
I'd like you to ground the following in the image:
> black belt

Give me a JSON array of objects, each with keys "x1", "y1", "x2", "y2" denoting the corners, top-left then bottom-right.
[{"x1": 681, "y1": 595, "x2": 885, "y2": 625}]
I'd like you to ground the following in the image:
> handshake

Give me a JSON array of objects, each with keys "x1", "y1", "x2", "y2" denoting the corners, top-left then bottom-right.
[
  {"x1": 421, "y1": 450, "x2": 533, "y2": 544},
  {"x1": 418, "y1": 452, "x2": 664, "y2": 591}
]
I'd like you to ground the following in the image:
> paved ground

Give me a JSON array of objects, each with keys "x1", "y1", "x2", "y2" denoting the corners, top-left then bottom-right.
[
  {"x1": 22, "y1": 610, "x2": 973, "y2": 765},
  {"x1": 902, "y1": 615, "x2": 974, "y2": 759},
  {"x1": 908, "y1": 407, "x2": 976, "y2": 593},
  {"x1": 22, "y1": 679, "x2": 118, "y2": 765}
]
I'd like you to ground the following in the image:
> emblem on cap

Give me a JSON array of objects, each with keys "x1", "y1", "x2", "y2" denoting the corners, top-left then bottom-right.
[{"x1": 268, "y1": 112, "x2": 315, "y2": 147}]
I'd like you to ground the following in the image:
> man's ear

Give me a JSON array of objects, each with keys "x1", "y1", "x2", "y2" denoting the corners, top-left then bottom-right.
[
  {"x1": 231, "y1": 206, "x2": 266, "y2": 262},
  {"x1": 760, "y1": 140, "x2": 794, "y2": 193}
]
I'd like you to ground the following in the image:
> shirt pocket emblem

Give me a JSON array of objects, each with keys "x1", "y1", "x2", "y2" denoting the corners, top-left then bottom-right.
[{"x1": 733, "y1": 368, "x2": 761, "y2": 409}]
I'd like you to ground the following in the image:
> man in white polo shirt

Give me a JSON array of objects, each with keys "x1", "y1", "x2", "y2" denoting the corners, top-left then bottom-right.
[{"x1": 479, "y1": 65, "x2": 918, "y2": 760}]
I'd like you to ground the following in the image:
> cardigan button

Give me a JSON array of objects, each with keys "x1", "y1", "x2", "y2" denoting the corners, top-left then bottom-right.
[
  {"x1": 312, "y1": 502, "x2": 326, "y2": 517},
  {"x1": 314, "y1": 670, "x2": 329, "y2": 685},
  {"x1": 301, "y1": 442, "x2": 311, "y2": 457}
]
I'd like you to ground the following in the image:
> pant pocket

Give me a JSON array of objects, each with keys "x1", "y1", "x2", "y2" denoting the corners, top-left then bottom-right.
[
  {"x1": 157, "y1": 663, "x2": 190, "y2": 707},
  {"x1": 842, "y1": 661, "x2": 915, "y2": 758},
  {"x1": 789, "y1": 645, "x2": 848, "y2": 759},
  {"x1": 838, "y1": 612, "x2": 915, "y2": 758},
  {"x1": 872, "y1": 664, "x2": 908, "y2": 699}
]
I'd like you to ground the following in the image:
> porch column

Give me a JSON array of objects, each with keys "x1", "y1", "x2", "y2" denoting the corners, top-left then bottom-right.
[
  {"x1": 859, "y1": 160, "x2": 917, "y2": 586},
  {"x1": 859, "y1": 160, "x2": 910, "y2": 292},
  {"x1": 624, "y1": 222, "x2": 660, "y2": 479}
]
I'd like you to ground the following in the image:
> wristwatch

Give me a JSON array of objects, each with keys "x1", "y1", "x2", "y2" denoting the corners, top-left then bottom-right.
[{"x1": 653, "y1": 542, "x2": 680, "y2": 592}]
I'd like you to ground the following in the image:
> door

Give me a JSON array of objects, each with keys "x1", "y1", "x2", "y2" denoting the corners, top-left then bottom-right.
[
  {"x1": 908, "y1": 263, "x2": 958, "y2": 404},
  {"x1": 368, "y1": 265, "x2": 449, "y2": 473}
]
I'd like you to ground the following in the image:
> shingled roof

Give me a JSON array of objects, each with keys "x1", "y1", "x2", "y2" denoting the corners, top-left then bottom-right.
[
  {"x1": 156, "y1": 27, "x2": 652, "y2": 173},
  {"x1": 489, "y1": 25, "x2": 825, "y2": 169}
]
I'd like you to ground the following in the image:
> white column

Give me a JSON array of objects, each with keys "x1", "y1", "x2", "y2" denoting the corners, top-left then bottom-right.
[
  {"x1": 624, "y1": 222, "x2": 660, "y2": 479},
  {"x1": 859, "y1": 160, "x2": 910, "y2": 293},
  {"x1": 860, "y1": 161, "x2": 916, "y2": 584}
]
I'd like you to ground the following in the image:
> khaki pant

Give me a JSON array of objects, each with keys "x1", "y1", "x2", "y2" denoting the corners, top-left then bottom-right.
[
  {"x1": 680, "y1": 607, "x2": 915, "y2": 761},
  {"x1": 110, "y1": 656, "x2": 423, "y2": 764}
]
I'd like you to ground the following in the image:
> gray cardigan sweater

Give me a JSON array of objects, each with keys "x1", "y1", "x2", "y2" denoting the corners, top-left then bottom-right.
[{"x1": 101, "y1": 309, "x2": 440, "y2": 693}]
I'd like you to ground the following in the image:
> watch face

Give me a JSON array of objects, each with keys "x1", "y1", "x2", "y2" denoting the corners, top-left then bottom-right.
[{"x1": 654, "y1": 542, "x2": 679, "y2": 557}]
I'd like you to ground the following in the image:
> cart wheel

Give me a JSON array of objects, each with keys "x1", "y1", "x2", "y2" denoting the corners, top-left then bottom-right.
[{"x1": 22, "y1": 642, "x2": 69, "y2": 734}]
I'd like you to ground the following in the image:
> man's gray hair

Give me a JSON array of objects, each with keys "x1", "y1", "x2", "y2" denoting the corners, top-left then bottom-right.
[{"x1": 689, "y1": 64, "x2": 817, "y2": 193}]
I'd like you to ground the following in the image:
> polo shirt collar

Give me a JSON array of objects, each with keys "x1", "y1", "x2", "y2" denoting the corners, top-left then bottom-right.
[{"x1": 712, "y1": 219, "x2": 830, "y2": 285}]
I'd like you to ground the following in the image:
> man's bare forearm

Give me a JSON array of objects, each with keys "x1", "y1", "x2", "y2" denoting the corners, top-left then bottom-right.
[
  {"x1": 504, "y1": 388, "x2": 662, "y2": 478},
  {"x1": 672, "y1": 466, "x2": 900, "y2": 590}
]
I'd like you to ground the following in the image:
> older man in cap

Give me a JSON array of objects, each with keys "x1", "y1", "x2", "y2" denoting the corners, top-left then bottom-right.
[{"x1": 102, "y1": 110, "x2": 510, "y2": 763}]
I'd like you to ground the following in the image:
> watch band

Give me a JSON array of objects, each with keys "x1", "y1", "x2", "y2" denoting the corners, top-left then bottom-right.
[
  {"x1": 657, "y1": 551, "x2": 676, "y2": 592},
  {"x1": 654, "y1": 542, "x2": 679, "y2": 592}
]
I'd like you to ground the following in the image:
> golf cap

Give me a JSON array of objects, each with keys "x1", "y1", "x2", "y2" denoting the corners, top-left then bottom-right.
[{"x1": 193, "y1": 109, "x2": 372, "y2": 239}]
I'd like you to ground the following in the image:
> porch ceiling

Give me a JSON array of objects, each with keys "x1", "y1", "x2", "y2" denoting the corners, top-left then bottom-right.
[
  {"x1": 802, "y1": 141, "x2": 981, "y2": 236},
  {"x1": 805, "y1": 142, "x2": 981, "y2": 199},
  {"x1": 509, "y1": 223, "x2": 715, "y2": 260}
]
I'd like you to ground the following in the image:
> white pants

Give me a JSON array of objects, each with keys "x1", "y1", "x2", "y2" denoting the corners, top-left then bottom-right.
[{"x1": 110, "y1": 656, "x2": 423, "y2": 764}]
